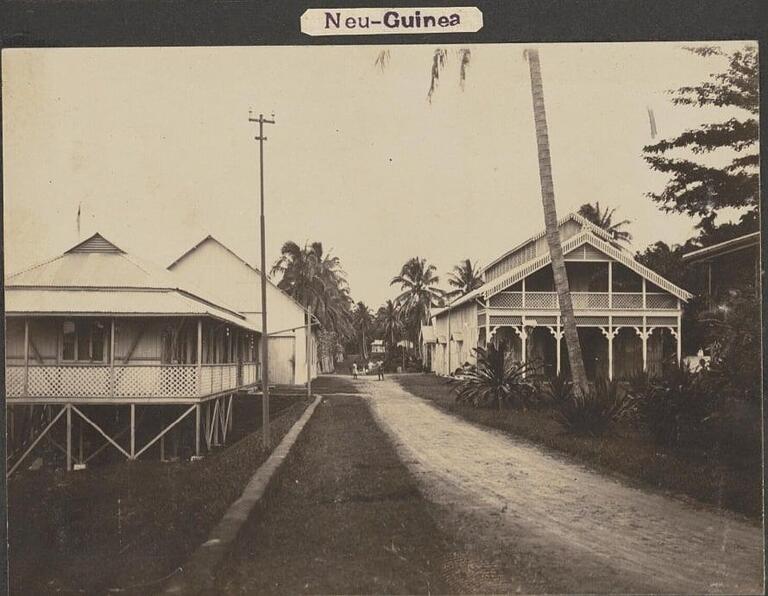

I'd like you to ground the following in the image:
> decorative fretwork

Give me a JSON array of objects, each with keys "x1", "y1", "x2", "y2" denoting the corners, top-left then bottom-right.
[
  {"x1": 576, "y1": 316, "x2": 609, "y2": 326},
  {"x1": 614, "y1": 316, "x2": 643, "y2": 325},
  {"x1": 647, "y1": 316, "x2": 677, "y2": 326},
  {"x1": 489, "y1": 315, "x2": 522, "y2": 326}
]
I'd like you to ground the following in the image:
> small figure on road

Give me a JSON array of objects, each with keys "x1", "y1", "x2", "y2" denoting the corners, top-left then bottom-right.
[
  {"x1": 351, "y1": 362, "x2": 358, "y2": 379},
  {"x1": 377, "y1": 362, "x2": 385, "y2": 380}
]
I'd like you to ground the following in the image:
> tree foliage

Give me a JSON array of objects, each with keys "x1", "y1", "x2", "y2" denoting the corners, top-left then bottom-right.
[
  {"x1": 577, "y1": 202, "x2": 632, "y2": 245},
  {"x1": 271, "y1": 241, "x2": 354, "y2": 339},
  {"x1": 446, "y1": 258, "x2": 484, "y2": 299},
  {"x1": 643, "y1": 45, "x2": 758, "y2": 236},
  {"x1": 390, "y1": 257, "x2": 444, "y2": 347},
  {"x1": 375, "y1": 299, "x2": 404, "y2": 350}
]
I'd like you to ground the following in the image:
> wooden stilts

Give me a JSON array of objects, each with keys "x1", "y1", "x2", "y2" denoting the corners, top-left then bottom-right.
[
  {"x1": 66, "y1": 405, "x2": 72, "y2": 471},
  {"x1": 78, "y1": 417, "x2": 84, "y2": 464},
  {"x1": 195, "y1": 404, "x2": 201, "y2": 456},
  {"x1": 130, "y1": 404, "x2": 136, "y2": 460},
  {"x1": 160, "y1": 435, "x2": 165, "y2": 461}
]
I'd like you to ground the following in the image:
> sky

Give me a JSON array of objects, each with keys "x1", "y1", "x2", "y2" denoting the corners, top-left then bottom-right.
[{"x1": 2, "y1": 42, "x2": 755, "y2": 307}]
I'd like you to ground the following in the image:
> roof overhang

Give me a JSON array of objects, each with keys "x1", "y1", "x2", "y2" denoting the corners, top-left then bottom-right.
[
  {"x1": 682, "y1": 232, "x2": 760, "y2": 264},
  {"x1": 4, "y1": 287, "x2": 262, "y2": 333}
]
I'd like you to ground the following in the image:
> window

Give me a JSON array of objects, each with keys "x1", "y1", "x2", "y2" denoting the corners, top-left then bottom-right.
[{"x1": 61, "y1": 319, "x2": 107, "y2": 362}]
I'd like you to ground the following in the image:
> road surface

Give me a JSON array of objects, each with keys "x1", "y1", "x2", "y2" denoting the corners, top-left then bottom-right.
[{"x1": 364, "y1": 376, "x2": 764, "y2": 594}]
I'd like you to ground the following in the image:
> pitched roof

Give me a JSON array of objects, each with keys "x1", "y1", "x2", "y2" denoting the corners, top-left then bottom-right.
[
  {"x1": 436, "y1": 220, "x2": 692, "y2": 316},
  {"x1": 5, "y1": 233, "x2": 259, "y2": 331},
  {"x1": 168, "y1": 235, "x2": 314, "y2": 318},
  {"x1": 682, "y1": 232, "x2": 760, "y2": 263},
  {"x1": 481, "y1": 212, "x2": 620, "y2": 275}
]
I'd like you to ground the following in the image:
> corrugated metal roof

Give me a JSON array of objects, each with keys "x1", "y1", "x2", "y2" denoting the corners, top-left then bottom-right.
[
  {"x1": 4, "y1": 233, "x2": 260, "y2": 332},
  {"x1": 682, "y1": 232, "x2": 760, "y2": 263},
  {"x1": 4, "y1": 288, "x2": 261, "y2": 332}
]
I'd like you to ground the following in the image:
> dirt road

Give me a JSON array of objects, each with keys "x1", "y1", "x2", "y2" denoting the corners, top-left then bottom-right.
[{"x1": 364, "y1": 376, "x2": 764, "y2": 594}]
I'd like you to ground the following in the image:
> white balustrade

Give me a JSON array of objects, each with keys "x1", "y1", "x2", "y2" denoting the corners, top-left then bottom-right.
[{"x1": 5, "y1": 361, "x2": 260, "y2": 399}]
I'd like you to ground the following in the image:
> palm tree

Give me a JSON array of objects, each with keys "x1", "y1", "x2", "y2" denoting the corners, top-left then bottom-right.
[
  {"x1": 446, "y1": 258, "x2": 484, "y2": 299},
  {"x1": 376, "y1": 299, "x2": 403, "y2": 350},
  {"x1": 352, "y1": 301, "x2": 374, "y2": 358},
  {"x1": 377, "y1": 48, "x2": 472, "y2": 102},
  {"x1": 526, "y1": 48, "x2": 588, "y2": 395},
  {"x1": 271, "y1": 240, "x2": 354, "y2": 339},
  {"x1": 578, "y1": 202, "x2": 632, "y2": 244},
  {"x1": 390, "y1": 257, "x2": 444, "y2": 349}
]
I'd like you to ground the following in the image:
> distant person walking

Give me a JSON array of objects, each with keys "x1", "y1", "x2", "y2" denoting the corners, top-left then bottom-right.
[
  {"x1": 351, "y1": 362, "x2": 358, "y2": 379},
  {"x1": 377, "y1": 362, "x2": 385, "y2": 381}
]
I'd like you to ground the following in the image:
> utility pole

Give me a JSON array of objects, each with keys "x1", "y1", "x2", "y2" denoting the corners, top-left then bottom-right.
[
  {"x1": 249, "y1": 110, "x2": 275, "y2": 447},
  {"x1": 306, "y1": 305, "x2": 312, "y2": 398}
]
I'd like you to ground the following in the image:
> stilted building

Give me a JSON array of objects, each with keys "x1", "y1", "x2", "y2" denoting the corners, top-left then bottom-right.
[{"x1": 4, "y1": 233, "x2": 261, "y2": 476}]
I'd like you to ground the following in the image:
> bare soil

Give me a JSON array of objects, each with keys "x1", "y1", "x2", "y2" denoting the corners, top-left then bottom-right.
[
  {"x1": 7, "y1": 395, "x2": 309, "y2": 596},
  {"x1": 369, "y1": 375, "x2": 764, "y2": 594}
]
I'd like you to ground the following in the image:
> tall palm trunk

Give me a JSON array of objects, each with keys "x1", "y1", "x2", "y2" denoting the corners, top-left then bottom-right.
[{"x1": 526, "y1": 48, "x2": 589, "y2": 395}]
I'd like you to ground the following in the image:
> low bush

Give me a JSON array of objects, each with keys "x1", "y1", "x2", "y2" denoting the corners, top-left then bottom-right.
[
  {"x1": 631, "y1": 366, "x2": 724, "y2": 449},
  {"x1": 449, "y1": 343, "x2": 538, "y2": 409},
  {"x1": 554, "y1": 378, "x2": 635, "y2": 437}
]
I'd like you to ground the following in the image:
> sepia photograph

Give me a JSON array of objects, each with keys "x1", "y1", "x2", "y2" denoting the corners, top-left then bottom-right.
[{"x1": 1, "y1": 40, "x2": 763, "y2": 594}]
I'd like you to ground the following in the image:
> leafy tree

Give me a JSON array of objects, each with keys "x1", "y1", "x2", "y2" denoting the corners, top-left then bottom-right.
[
  {"x1": 577, "y1": 202, "x2": 632, "y2": 244},
  {"x1": 271, "y1": 241, "x2": 354, "y2": 339},
  {"x1": 446, "y1": 258, "x2": 484, "y2": 299},
  {"x1": 375, "y1": 299, "x2": 403, "y2": 350},
  {"x1": 643, "y1": 45, "x2": 758, "y2": 239},
  {"x1": 390, "y1": 257, "x2": 444, "y2": 350}
]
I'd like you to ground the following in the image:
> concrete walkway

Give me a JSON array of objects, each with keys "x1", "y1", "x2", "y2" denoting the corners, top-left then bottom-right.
[{"x1": 363, "y1": 376, "x2": 764, "y2": 594}]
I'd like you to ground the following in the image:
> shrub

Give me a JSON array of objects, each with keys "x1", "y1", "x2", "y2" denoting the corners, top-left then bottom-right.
[
  {"x1": 449, "y1": 343, "x2": 538, "y2": 409},
  {"x1": 554, "y1": 378, "x2": 635, "y2": 437},
  {"x1": 631, "y1": 366, "x2": 724, "y2": 449},
  {"x1": 543, "y1": 371, "x2": 574, "y2": 405}
]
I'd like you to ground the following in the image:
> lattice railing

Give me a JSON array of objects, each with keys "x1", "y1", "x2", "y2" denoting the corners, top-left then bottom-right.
[
  {"x1": 611, "y1": 293, "x2": 643, "y2": 309},
  {"x1": 6, "y1": 362, "x2": 259, "y2": 399},
  {"x1": 526, "y1": 292, "x2": 559, "y2": 308},
  {"x1": 484, "y1": 291, "x2": 678, "y2": 311},
  {"x1": 489, "y1": 292, "x2": 524, "y2": 308},
  {"x1": 115, "y1": 365, "x2": 197, "y2": 398},
  {"x1": 571, "y1": 293, "x2": 610, "y2": 309},
  {"x1": 646, "y1": 293, "x2": 677, "y2": 309},
  {"x1": 5, "y1": 367, "x2": 25, "y2": 397}
]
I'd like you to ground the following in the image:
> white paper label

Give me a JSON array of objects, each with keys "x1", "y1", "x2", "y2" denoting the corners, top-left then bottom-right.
[{"x1": 300, "y1": 7, "x2": 483, "y2": 36}]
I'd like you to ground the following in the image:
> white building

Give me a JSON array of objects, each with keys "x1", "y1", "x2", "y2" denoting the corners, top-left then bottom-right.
[
  {"x1": 168, "y1": 236, "x2": 318, "y2": 385},
  {"x1": 423, "y1": 213, "x2": 692, "y2": 380}
]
